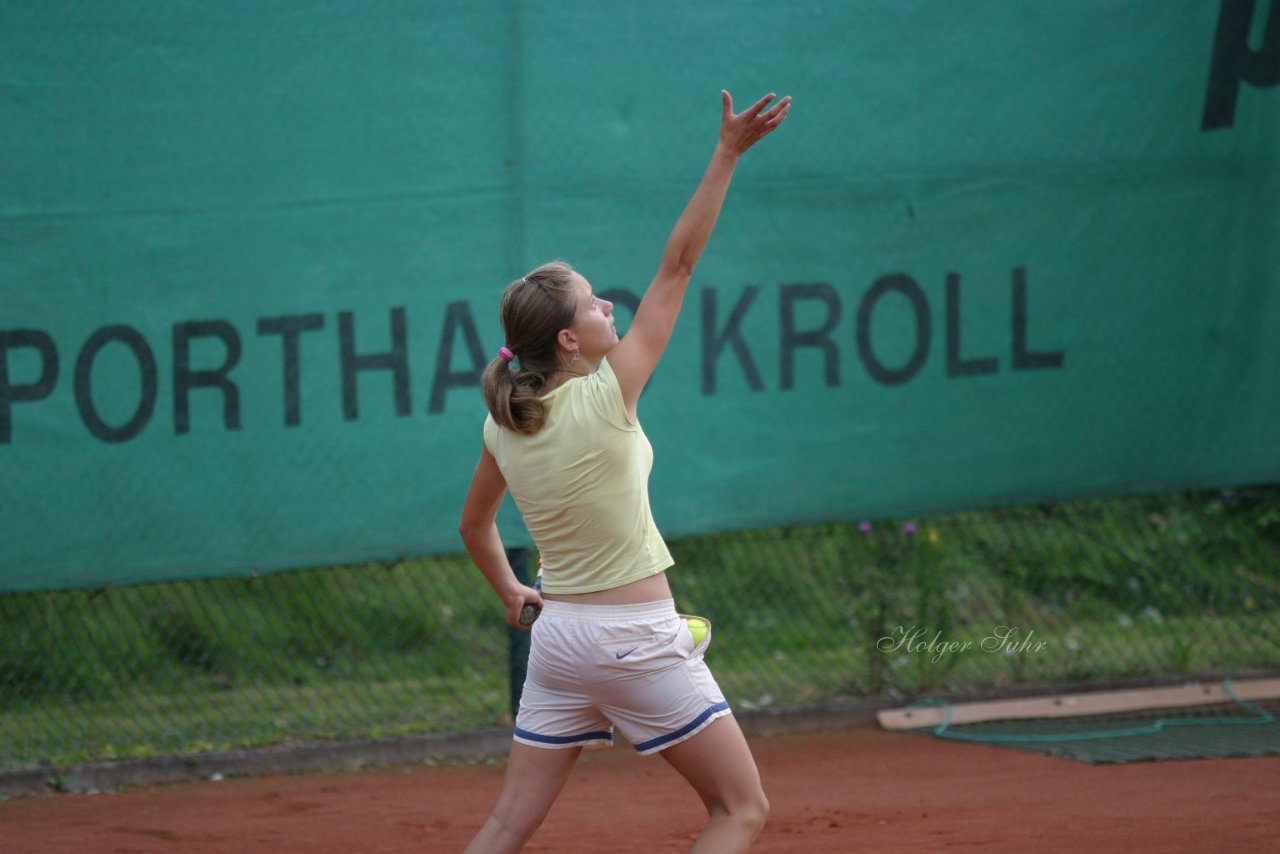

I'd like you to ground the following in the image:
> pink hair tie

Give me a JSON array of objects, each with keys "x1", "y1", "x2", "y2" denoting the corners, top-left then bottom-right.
[{"x1": 498, "y1": 346, "x2": 515, "y2": 363}]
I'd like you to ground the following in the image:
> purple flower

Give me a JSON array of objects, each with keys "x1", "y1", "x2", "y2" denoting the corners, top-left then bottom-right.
[
  {"x1": 858, "y1": 521, "x2": 872, "y2": 533},
  {"x1": 902, "y1": 521, "x2": 918, "y2": 534}
]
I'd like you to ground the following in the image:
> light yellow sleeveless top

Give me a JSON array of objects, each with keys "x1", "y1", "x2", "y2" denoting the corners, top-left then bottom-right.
[{"x1": 483, "y1": 358, "x2": 674, "y2": 594}]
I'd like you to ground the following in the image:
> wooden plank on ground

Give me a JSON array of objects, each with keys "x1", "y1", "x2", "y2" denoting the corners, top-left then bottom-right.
[{"x1": 877, "y1": 677, "x2": 1280, "y2": 731}]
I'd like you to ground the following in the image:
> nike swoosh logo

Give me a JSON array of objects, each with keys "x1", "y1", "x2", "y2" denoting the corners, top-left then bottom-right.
[{"x1": 615, "y1": 647, "x2": 639, "y2": 660}]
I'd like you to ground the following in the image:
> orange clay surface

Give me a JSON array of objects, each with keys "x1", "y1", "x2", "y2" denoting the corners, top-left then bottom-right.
[{"x1": 3, "y1": 725, "x2": 1278, "y2": 853}]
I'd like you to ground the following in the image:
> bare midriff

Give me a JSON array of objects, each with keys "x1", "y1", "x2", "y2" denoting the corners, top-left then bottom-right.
[{"x1": 543, "y1": 570, "x2": 673, "y2": 606}]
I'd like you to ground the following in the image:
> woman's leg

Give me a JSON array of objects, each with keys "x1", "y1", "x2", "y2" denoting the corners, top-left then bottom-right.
[
  {"x1": 464, "y1": 743, "x2": 583, "y2": 854},
  {"x1": 659, "y1": 714, "x2": 769, "y2": 852}
]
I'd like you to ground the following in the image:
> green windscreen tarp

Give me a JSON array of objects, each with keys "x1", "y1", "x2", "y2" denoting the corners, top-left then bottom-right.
[{"x1": 2, "y1": 1, "x2": 1278, "y2": 590}]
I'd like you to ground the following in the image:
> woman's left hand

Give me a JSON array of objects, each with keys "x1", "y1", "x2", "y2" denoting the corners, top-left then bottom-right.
[{"x1": 506, "y1": 583, "x2": 544, "y2": 630}]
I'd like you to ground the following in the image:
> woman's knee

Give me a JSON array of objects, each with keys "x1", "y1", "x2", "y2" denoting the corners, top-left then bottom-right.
[
  {"x1": 711, "y1": 783, "x2": 769, "y2": 832},
  {"x1": 741, "y1": 786, "x2": 770, "y2": 831},
  {"x1": 481, "y1": 803, "x2": 544, "y2": 847}
]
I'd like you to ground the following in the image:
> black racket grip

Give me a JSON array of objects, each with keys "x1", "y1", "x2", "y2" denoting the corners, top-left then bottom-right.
[{"x1": 518, "y1": 576, "x2": 543, "y2": 627}]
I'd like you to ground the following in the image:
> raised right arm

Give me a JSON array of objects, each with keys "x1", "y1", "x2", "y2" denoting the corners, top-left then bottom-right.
[{"x1": 609, "y1": 90, "x2": 791, "y2": 418}]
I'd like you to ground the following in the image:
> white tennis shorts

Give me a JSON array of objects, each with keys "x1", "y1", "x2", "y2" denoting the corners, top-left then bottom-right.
[{"x1": 514, "y1": 599, "x2": 730, "y2": 756}]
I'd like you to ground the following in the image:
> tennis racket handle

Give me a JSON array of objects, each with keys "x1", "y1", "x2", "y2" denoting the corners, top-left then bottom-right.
[{"x1": 518, "y1": 576, "x2": 543, "y2": 626}]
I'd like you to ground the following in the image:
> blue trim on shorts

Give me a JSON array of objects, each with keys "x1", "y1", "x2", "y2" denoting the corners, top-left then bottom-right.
[
  {"x1": 513, "y1": 727, "x2": 613, "y2": 746},
  {"x1": 632, "y1": 701, "x2": 732, "y2": 753}
]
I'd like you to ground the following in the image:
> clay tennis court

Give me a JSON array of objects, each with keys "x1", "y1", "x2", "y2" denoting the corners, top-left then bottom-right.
[{"x1": 4, "y1": 724, "x2": 1277, "y2": 853}]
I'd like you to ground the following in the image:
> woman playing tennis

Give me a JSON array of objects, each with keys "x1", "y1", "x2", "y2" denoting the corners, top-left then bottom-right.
[{"x1": 460, "y1": 89, "x2": 791, "y2": 853}]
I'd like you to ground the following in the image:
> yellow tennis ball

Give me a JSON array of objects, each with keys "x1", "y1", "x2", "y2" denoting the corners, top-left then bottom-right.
[{"x1": 685, "y1": 617, "x2": 709, "y2": 647}]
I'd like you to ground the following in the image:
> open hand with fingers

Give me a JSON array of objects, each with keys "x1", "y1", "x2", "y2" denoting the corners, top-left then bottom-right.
[{"x1": 719, "y1": 90, "x2": 791, "y2": 156}]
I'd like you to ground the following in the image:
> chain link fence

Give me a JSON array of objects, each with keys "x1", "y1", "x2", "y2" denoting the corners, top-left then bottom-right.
[{"x1": 3, "y1": 486, "x2": 1278, "y2": 775}]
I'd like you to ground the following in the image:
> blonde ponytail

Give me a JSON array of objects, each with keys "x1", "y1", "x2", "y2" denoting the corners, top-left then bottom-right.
[{"x1": 481, "y1": 262, "x2": 578, "y2": 435}]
